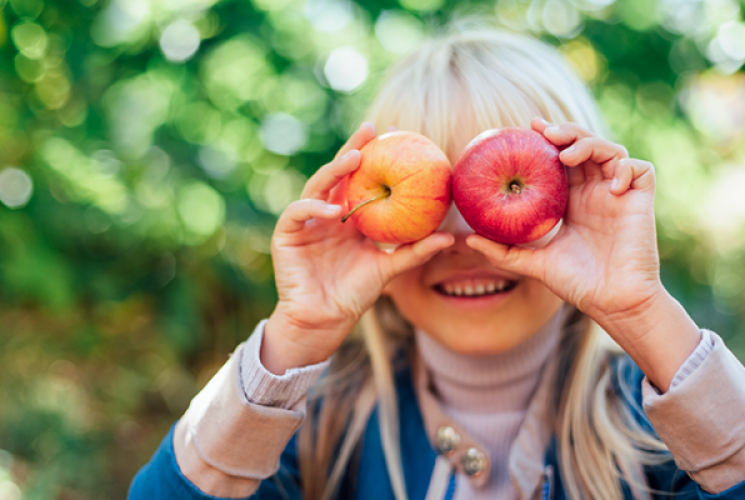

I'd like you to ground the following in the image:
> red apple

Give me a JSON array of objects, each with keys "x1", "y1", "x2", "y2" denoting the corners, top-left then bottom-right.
[
  {"x1": 342, "y1": 131, "x2": 451, "y2": 245},
  {"x1": 452, "y1": 128, "x2": 567, "y2": 245}
]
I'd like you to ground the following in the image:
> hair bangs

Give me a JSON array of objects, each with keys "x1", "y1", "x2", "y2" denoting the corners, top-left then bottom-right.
[{"x1": 366, "y1": 31, "x2": 607, "y2": 163}]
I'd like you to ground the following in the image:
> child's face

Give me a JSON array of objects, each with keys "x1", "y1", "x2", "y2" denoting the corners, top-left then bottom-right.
[
  {"x1": 382, "y1": 134, "x2": 564, "y2": 355},
  {"x1": 383, "y1": 205, "x2": 564, "y2": 355}
]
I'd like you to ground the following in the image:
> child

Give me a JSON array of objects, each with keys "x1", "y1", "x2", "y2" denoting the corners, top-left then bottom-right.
[{"x1": 129, "y1": 30, "x2": 745, "y2": 500}]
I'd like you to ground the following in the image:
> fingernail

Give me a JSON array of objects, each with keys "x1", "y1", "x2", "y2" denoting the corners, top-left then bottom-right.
[
  {"x1": 563, "y1": 145, "x2": 575, "y2": 155},
  {"x1": 326, "y1": 204, "x2": 341, "y2": 213},
  {"x1": 610, "y1": 178, "x2": 619, "y2": 190},
  {"x1": 545, "y1": 125, "x2": 560, "y2": 135}
]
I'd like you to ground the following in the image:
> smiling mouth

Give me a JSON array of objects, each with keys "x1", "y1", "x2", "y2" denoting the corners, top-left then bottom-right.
[{"x1": 433, "y1": 279, "x2": 518, "y2": 298}]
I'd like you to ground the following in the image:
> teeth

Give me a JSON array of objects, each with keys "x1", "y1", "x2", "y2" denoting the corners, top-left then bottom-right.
[{"x1": 440, "y1": 279, "x2": 513, "y2": 297}]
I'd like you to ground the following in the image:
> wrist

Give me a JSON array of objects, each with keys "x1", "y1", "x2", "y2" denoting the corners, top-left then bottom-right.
[
  {"x1": 597, "y1": 289, "x2": 701, "y2": 392},
  {"x1": 261, "y1": 309, "x2": 347, "y2": 375}
]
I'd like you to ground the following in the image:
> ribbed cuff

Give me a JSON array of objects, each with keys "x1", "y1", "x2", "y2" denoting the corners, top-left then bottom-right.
[
  {"x1": 670, "y1": 329, "x2": 714, "y2": 390},
  {"x1": 240, "y1": 319, "x2": 330, "y2": 409},
  {"x1": 642, "y1": 330, "x2": 745, "y2": 493}
]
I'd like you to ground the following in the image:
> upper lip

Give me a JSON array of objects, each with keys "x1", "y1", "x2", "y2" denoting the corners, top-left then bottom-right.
[{"x1": 428, "y1": 269, "x2": 520, "y2": 288}]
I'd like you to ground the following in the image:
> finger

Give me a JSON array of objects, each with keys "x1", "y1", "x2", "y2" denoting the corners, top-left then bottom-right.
[
  {"x1": 559, "y1": 137, "x2": 629, "y2": 182},
  {"x1": 276, "y1": 199, "x2": 342, "y2": 234},
  {"x1": 301, "y1": 149, "x2": 361, "y2": 200},
  {"x1": 530, "y1": 117, "x2": 552, "y2": 134},
  {"x1": 541, "y1": 122, "x2": 596, "y2": 148},
  {"x1": 380, "y1": 232, "x2": 454, "y2": 280},
  {"x1": 610, "y1": 159, "x2": 655, "y2": 194},
  {"x1": 560, "y1": 137, "x2": 628, "y2": 168},
  {"x1": 465, "y1": 234, "x2": 543, "y2": 280},
  {"x1": 335, "y1": 121, "x2": 376, "y2": 159}
]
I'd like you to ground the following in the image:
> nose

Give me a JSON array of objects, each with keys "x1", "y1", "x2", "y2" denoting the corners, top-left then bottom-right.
[
  {"x1": 438, "y1": 203, "x2": 477, "y2": 251},
  {"x1": 438, "y1": 203, "x2": 473, "y2": 234}
]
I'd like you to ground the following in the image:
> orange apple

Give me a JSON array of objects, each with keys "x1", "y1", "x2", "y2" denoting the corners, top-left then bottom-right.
[{"x1": 341, "y1": 131, "x2": 452, "y2": 245}]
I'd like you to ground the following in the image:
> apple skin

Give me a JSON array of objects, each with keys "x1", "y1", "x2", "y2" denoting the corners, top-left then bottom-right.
[
  {"x1": 343, "y1": 131, "x2": 452, "y2": 245},
  {"x1": 452, "y1": 127, "x2": 568, "y2": 245}
]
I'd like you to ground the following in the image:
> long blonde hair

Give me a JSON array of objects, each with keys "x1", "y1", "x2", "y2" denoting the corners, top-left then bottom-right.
[{"x1": 298, "y1": 30, "x2": 669, "y2": 500}]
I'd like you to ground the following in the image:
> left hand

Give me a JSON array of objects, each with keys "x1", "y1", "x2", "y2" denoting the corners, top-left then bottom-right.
[{"x1": 467, "y1": 119, "x2": 666, "y2": 344}]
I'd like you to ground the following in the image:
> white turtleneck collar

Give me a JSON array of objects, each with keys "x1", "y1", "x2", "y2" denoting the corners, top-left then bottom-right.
[{"x1": 415, "y1": 306, "x2": 566, "y2": 413}]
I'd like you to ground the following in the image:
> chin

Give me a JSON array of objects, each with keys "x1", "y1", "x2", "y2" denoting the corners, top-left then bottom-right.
[{"x1": 437, "y1": 330, "x2": 519, "y2": 356}]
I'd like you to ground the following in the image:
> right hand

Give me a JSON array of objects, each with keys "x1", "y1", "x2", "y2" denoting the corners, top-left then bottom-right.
[{"x1": 261, "y1": 123, "x2": 454, "y2": 374}]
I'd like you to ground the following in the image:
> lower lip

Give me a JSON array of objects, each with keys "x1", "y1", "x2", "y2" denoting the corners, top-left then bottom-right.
[{"x1": 434, "y1": 286, "x2": 516, "y2": 310}]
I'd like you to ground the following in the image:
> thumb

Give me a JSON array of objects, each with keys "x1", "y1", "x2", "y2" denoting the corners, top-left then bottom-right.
[
  {"x1": 380, "y1": 232, "x2": 454, "y2": 282},
  {"x1": 465, "y1": 234, "x2": 544, "y2": 280}
]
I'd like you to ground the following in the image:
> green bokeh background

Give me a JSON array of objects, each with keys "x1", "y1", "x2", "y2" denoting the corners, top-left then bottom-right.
[{"x1": 1, "y1": 0, "x2": 744, "y2": 497}]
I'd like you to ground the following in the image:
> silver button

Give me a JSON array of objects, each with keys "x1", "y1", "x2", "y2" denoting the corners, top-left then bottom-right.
[
  {"x1": 435, "y1": 426, "x2": 460, "y2": 455},
  {"x1": 461, "y1": 447, "x2": 487, "y2": 477}
]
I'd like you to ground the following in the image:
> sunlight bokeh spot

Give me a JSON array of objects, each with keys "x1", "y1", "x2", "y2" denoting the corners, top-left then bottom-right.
[
  {"x1": 717, "y1": 20, "x2": 745, "y2": 62},
  {"x1": 249, "y1": 169, "x2": 307, "y2": 215},
  {"x1": 263, "y1": 169, "x2": 306, "y2": 215},
  {"x1": 199, "y1": 142, "x2": 238, "y2": 179},
  {"x1": 573, "y1": 0, "x2": 616, "y2": 11},
  {"x1": 11, "y1": 20, "x2": 47, "y2": 59},
  {"x1": 9, "y1": 0, "x2": 43, "y2": 18},
  {"x1": 681, "y1": 72, "x2": 745, "y2": 150},
  {"x1": 251, "y1": 0, "x2": 293, "y2": 11},
  {"x1": 35, "y1": 69, "x2": 72, "y2": 109},
  {"x1": 259, "y1": 113, "x2": 307, "y2": 156},
  {"x1": 324, "y1": 46, "x2": 368, "y2": 93},
  {"x1": 399, "y1": 0, "x2": 444, "y2": 12},
  {"x1": 14, "y1": 53, "x2": 45, "y2": 82},
  {"x1": 42, "y1": 138, "x2": 128, "y2": 213},
  {"x1": 559, "y1": 38, "x2": 606, "y2": 82},
  {"x1": 202, "y1": 36, "x2": 271, "y2": 109},
  {"x1": 375, "y1": 10, "x2": 424, "y2": 55},
  {"x1": 177, "y1": 182, "x2": 225, "y2": 238},
  {"x1": 91, "y1": 0, "x2": 151, "y2": 47},
  {"x1": 495, "y1": 0, "x2": 530, "y2": 31},
  {"x1": 305, "y1": 0, "x2": 353, "y2": 33},
  {"x1": 177, "y1": 101, "x2": 222, "y2": 145},
  {"x1": 160, "y1": 20, "x2": 201, "y2": 62},
  {"x1": 105, "y1": 74, "x2": 175, "y2": 156},
  {"x1": 0, "y1": 168, "x2": 33, "y2": 209},
  {"x1": 542, "y1": 0, "x2": 582, "y2": 38},
  {"x1": 0, "y1": 480, "x2": 21, "y2": 500},
  {"x1": 702, "y1": 168, "x2": 745, "y2": 253}
]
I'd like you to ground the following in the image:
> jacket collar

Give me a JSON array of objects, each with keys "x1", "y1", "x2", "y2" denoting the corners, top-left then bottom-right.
[{"x1": 412, "y1": 345, "x2": 560, "y2": 500}]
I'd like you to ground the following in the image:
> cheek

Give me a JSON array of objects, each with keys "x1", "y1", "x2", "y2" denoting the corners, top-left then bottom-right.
[
  {"x1": 382, "y1": 264, "x2": 420, "y2": 294},
  {"x1": 382, "y1": 270, "x2": 428, "y2": 317},
  {"x1": 522, "y1": 280, "x2": 564, "y2": 317}
]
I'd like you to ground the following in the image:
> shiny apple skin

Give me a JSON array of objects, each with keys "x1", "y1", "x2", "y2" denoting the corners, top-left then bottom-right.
[
  {"x1": 345, "y1": 131, "x2": 452, "y2": 245},
  {"x1": 452, "y1": 127, "x2": 568, "y2": 245}
]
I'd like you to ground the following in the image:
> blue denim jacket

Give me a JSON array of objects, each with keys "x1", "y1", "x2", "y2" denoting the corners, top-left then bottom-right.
[{"x1": 129, "y1": 356, "x2": 745, "y2": 500}]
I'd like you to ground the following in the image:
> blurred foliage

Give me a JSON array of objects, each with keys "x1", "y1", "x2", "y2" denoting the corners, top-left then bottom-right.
[{"x1": 0, "y1": 0, "x2": 744, "y2": 497}]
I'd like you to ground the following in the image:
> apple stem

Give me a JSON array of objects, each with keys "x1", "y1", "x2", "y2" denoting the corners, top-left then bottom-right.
[
  {"x1": 510, "y1": 181, "x2": 523, "y2": 194},
  {"x1": 341, "y1": 187, "x2": 392, "y2": 223}
]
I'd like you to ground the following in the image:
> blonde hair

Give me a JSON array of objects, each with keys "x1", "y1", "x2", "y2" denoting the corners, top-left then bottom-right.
[{"x1": 298, "y1": 30, "x2": 669, "y2": 500}]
